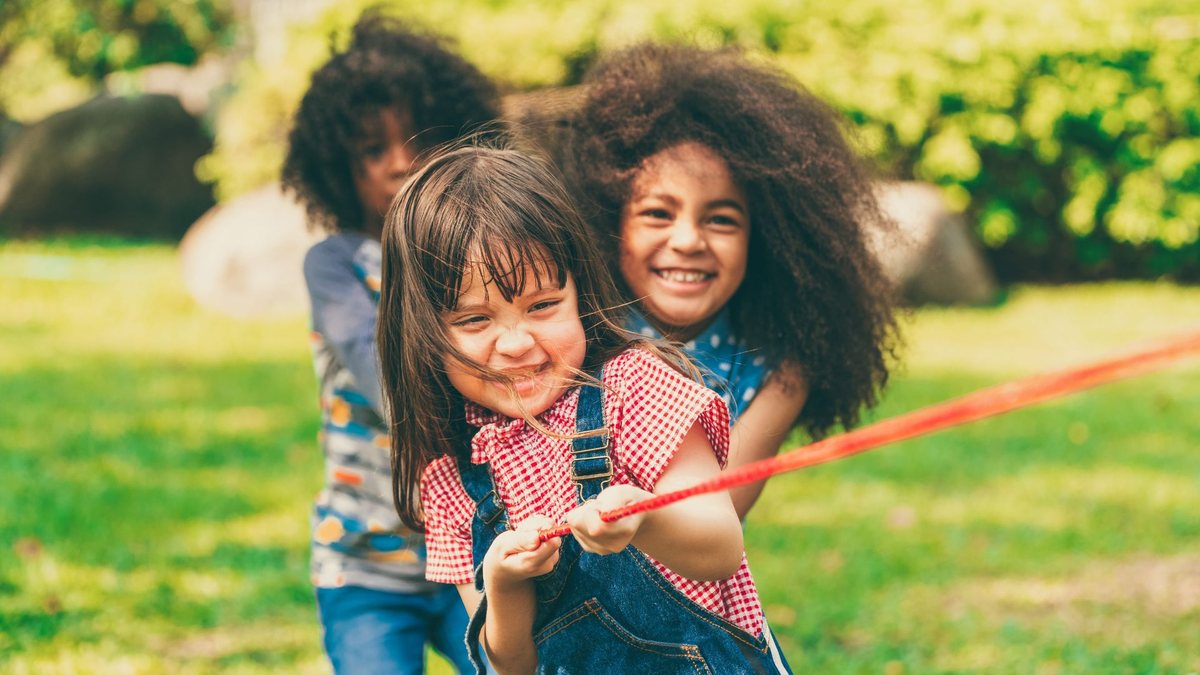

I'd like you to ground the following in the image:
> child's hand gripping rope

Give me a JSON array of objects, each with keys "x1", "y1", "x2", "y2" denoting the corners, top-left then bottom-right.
[
  {"x1": 485, "y1": 515, "x2": 562, "y2": 589},
  {"x1": 565, "y1": 485, "x2": 651, "y2": 555},
  {"x1": 538, "y1": 327, "x2": 1200, "y2": 543}
]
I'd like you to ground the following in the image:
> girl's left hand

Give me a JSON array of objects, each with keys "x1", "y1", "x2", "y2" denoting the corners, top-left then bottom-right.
[{"x1": 565, "y1": 484, "x2": 651, "y2": 555}]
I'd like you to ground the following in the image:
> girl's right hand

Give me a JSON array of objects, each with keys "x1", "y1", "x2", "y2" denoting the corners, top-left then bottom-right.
[{"x1": 482, "y1": 514, "x2": 561, "y2": 590}]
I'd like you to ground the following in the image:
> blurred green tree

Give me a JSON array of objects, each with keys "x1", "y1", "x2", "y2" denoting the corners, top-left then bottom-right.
[
  {"x1": 0, "y1": 0, "x2": 235, "y2": 121},
  {"x1": 0, "y1": 0, "x2": 233, "y2": 81},
  {"x1": 199, "y1": 0, "x2": 1199, "y2": 280}
]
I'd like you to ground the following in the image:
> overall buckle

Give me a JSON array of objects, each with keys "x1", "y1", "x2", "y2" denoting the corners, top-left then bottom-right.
[{"x1": 570, "y1": 438, "x2": 613, "y2": 499}]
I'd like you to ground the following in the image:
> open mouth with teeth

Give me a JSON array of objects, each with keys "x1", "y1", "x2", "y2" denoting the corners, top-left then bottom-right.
[
  {"x1": 496, "y1": 363, "x2": 552, "y2": 391},
  {"x1": 655, "y1": 269, "x2": 715, "y2": 283},
  {"x1": 503, "y1": 365, "x2": 546, "y2": 379}
]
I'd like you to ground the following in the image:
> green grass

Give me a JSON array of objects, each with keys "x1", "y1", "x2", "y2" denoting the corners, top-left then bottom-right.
[{"x1": 2, "y1": 239, "x2": 1198, "y2": 673}]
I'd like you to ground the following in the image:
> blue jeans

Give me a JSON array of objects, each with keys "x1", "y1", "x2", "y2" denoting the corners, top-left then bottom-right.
[{"x1": 316, "y1": 584, "x2": 473, "y2": 675}]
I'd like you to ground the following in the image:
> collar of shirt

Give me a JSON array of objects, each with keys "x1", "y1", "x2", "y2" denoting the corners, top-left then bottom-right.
[
  {"x1": 626, "y1": 307, "x2": 740, "y2": 353},
  {"x1": 464, "y1": 387, "x2": 582, "y2": 465}
]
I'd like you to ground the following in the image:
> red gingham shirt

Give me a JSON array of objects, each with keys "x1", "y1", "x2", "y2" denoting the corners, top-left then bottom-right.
[{"x1": 421, "y1": 348, "x2": 765, "y2": 635}]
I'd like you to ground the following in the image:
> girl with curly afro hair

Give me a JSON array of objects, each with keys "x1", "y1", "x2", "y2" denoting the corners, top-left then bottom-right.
[
  {"x1": 281, "y1": 14, "x2": 499, "y2": 674},
  {"x1": 562, "y1": 43, "x2": 899, "y2": 518}
]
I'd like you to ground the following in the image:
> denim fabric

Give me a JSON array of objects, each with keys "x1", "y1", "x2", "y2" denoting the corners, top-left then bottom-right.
[
  {"x1": 457, "y1": 376, "x2": 791, "y2": 674},
  {"x1": 316, "y1": 584, "x2": 474, "y2": 674}
]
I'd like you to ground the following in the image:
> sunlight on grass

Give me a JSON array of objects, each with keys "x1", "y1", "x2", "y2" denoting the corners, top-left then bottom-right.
[
  {"x1": 901, "y1": 283, "x2": 1200, "y2": 377},
  {"x1": 3, "y1": 239, "x2": 1199, "y2": 673}
]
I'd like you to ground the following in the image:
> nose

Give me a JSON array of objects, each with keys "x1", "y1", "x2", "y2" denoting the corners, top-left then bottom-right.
[
  {"x1": 494, "y1": 323, "x2": 535, "y2": 358},
  {"x1": 666, "y1": 217, "x2": 706, "y2": 254}
]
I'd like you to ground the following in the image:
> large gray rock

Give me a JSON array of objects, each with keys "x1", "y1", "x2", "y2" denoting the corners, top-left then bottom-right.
[
  {"x1": 179, "y1": 182, "x2": 320, "y2": 318},
  {"x1": 0, "y1": 113, "x2": 23, "y2": 157},
  {"x1": 0, "y1": 94, "x2": 213, "y2": 240},
  {"x1": 870, "y1": 182, "x2": 1000, "y2": 305}
]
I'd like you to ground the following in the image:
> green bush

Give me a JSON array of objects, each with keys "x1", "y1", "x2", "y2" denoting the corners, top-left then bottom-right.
[{"x1": 201, "y1": 0, "x2": 1200, "y2": 280}]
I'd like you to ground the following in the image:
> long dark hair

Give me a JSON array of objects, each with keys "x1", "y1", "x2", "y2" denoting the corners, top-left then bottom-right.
[
  {"x1": 562, "y1": 43, "x2": 899, "y2": 438},
  {"x1": 377, "y1": 145, "x2": 640, "y2": 529}
]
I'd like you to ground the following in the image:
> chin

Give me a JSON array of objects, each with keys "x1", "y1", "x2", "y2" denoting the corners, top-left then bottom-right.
[{"x1": 650, "y1": 306, "x2": 707, "y2": 330}]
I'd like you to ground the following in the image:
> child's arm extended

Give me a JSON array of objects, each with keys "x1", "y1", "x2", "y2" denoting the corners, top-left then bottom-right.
[
  {"x1": 458, "y1": 515, "x2": 560, "y2": 675},
  {"x1": 727, "y1": 362, "x2": 808, "y2": 518},
  {"x1": 566, "y1": 422, "x2": 744, "y2": 581}
]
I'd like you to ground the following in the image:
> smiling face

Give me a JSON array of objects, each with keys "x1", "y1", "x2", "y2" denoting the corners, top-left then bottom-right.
[
  {"x1": 353, "y1": 107, "x2": 418, "y2": 233},
  {"x1": 442, "y1": 254, "x2": 587, "y2": 419},
  {"x1": 618, "y1": 142, "x2": 750, "y2": 341}
]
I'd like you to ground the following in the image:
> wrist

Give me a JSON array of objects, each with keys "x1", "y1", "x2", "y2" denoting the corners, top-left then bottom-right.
[{"x1": 483, "y1": 562, "x2": 532, "y2": 594}]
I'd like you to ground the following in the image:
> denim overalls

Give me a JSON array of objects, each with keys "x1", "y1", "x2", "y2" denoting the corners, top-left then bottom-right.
[{"x1": 457, "y1": 378, "x2": 792, "y2": 674}]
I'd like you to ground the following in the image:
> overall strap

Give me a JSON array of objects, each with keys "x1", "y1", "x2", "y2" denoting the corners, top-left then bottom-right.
[
  {"x1": 457, "y1": 454, "x2": 509, "y2": 674},
  {"x1": 457, "y1": 456, "x2": 508, "y2": 532},
  {"x1": 570, "y1": 370, "x2": 612, "y2": 503}
]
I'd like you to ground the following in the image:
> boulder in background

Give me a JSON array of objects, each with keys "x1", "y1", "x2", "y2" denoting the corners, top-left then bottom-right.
[
  {"x1": 871, "y1": 182, "x2": 1000, "y2": 305},
  {"x1": 179, "y1": 182, "x2": 318, "y2": 319},
  {"x1": 0, "y1": 94, "x2": 214, "y2": 240}
]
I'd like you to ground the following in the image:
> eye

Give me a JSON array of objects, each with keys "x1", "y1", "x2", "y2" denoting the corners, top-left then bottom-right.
[
  {"x1": 530, "y1": 299, "x2": 560, "y2": 313},
  {"x1": 361, "y1": 143, "x2": 386, "y2": 160},
  {"x1": 450, "y1": 315, "x2": 488, "y2": 329},
  {"x1": 640, "y1": 208, "x2": 671, "y2": 221},
  {"x1": 708, "y1": 213, "x2": 744, "y2": 230}
]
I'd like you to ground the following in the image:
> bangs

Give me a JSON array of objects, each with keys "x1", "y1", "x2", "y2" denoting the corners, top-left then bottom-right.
[
  {"x1": 429, "y1": 195, "x2": 573, "y2": 312},
  {"x1": 411, "y1": 152, "x2": 576, "y2": 311},
  {"x1": 461, "y1": 230, "x2": 568, "y2": 305}
]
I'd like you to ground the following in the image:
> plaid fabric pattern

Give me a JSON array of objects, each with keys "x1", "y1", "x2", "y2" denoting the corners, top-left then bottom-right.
[{"x1": 422, "y1": 348, "x2": 765, "y2": 635}]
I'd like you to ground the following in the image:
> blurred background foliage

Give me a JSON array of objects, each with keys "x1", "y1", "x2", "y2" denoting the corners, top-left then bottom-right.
[
  {"x1": 2, "y1": 0, "x2": 1198, "y2": 280},
  {"x1": 203, "y1": 0, "x2": 1200, "y2": 282},
  {"x1": 0, "y1": 0, "x2": 234, "y2": 120}
]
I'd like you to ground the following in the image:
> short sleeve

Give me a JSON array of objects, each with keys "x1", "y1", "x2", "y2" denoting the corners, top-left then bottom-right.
[
  {"x1": 605, "y1": 349, "x2": 731, "y2": 492},
  {"x1": 420, "y1": 457, "x2": 477, "y2": 584}
]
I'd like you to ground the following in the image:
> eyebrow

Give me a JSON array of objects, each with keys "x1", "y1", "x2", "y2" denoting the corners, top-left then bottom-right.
[
  {"x1": 707, "y1": 198, "x2": 747, "y2": 214},
  {"x1": 637, "y1": 192, "x2": 747, "y2": 214},
  {"x1": 448, "y1": 302, "x2": 488, "y2": 313},
  {"x1": 449, "y1": 281, "x2": 562, "y2": 312}
]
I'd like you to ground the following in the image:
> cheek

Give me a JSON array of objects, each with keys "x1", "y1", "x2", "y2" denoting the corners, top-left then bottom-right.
[
  {"x1": 547, "y1": 315, "x2": 587, "y2": 366},
  {"x1": 567, "y1": 323, "x2": 587, "y2": 369},
  {"x1": 617, "y1": 229, "x2": 654, "y2": 287},
  {"x1": 722, "y1": 233, "x2": 751, "y2": 278}
]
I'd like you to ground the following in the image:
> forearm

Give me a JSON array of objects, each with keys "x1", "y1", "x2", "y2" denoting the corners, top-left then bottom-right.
[
  {"x1": 726, "y1": 429, "x2": 787, "y2": 519},
  {"x1": 632, "y1": 493, "x2": 744, "y2": 581},
  {"x1": 727, "y1": 366, "x2": 808, "y2": 518},
  {"x1": 481, "y1": 578, "x2": 539, "y2": 674}
]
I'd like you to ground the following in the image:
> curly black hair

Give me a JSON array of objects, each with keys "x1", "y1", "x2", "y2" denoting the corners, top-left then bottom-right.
[
  {"x1": 282, "y1": 14, "x2": 500, "y2": 232},
  {"x1": 562, "y1": 43, "x2": 899, "y2": 438}
]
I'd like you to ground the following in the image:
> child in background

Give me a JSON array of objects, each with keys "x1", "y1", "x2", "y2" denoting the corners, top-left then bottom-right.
[
  {"x1": 376, "y1": 145, "x2": 791, "y2": 674},
  {"x1": 281, "y1": 15, "x2": 499, "y2": 674},
  {"x1": 563, "y1": 44, "x2": 899, "y2": 517}
]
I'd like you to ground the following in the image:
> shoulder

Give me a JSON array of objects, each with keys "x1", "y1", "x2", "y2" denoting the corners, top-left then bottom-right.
[
  {"x1": 303, "y1": 232, "x2": 377, "y2": 268},
  {"x1": 303, "y1": 234, "x2": 351, "y2": 276},
  {"x1": 304, "y1": 233, "x2": 380, "y2": 288},
  {"x1": 603, "y1": 347, "x2": 708, "y2": 401},
  {"x1": 601, "y1": 347, "x2": 732, "y2": 489}
]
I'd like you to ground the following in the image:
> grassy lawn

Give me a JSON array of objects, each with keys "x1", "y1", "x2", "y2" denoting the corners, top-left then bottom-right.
[{"x1": 1, "y1": 239, "x2": 1197, "y2": 674}]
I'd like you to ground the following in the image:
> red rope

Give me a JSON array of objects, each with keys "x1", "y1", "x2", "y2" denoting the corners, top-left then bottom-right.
[{"x1": 538, "y1": 328, "x2": 1200, "y2": 542}]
